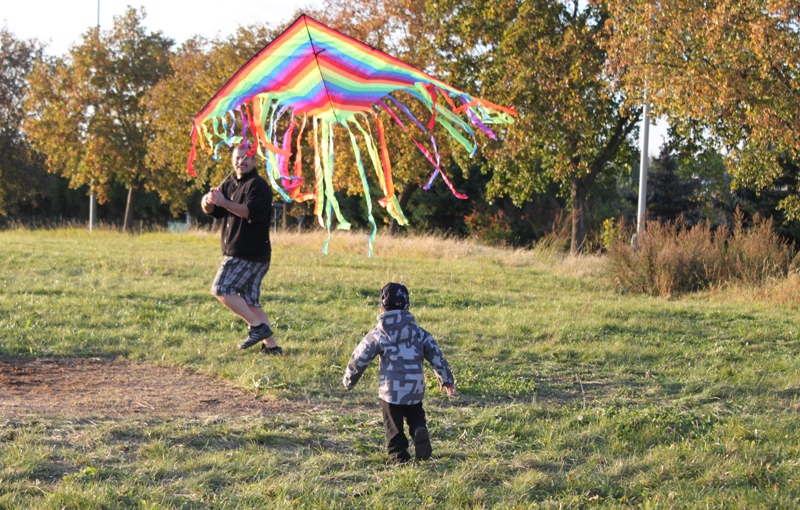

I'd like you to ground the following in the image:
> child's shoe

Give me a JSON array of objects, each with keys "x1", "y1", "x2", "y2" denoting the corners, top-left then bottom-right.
[
  {"x1": 414, "y1": 427, "x2": 432, "y2": 460},
  {"x1": 390, "y1": 450, "x2": 411, "y2": 464}
]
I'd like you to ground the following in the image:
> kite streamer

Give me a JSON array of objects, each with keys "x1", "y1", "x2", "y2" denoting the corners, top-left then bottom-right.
[{"x1": 188, "y1": 14, "x2": 514, "y2": 255}]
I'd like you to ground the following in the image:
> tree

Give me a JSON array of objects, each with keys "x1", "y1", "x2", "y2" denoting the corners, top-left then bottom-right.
[
  {"x1": 0, "y1": 28, "x2": 44, "y2": 215},
  {"x1": 733, "y1": 157, "x2": 800, "y2": 242},
  {"x1": 602, "y1": 0, "x2": 800, "y2": 221},
  {"x1": 25, "y1": 7, "x2": 173, "y2": 231},
  {"x1": 647, "y1": 142, "x2": 702, "y2": 225},
  {"x1": 143, "y1": 38, "x2": 215, "y2": 215},
  {"x1": 431, "y1": 0, "x2": 640, "y2": 253},
  {"x1": 145, "y1": 24, "x2": 283, "y2": 215}
]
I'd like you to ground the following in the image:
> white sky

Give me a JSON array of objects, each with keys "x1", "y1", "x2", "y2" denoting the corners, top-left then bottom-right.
[
  {"x1": 2, "y1": 0, "x2": 666, "y2": 155},
  {"x1": 644, "y1": 117, "x2": 669, "y2": 158},
  {"x1": 1, "y1": 0, "x2": 320, "y2": 56}
]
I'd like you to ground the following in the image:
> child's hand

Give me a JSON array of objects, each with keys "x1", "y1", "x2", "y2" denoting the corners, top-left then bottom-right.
[{"x1": 441, "y1": 384, "x2": 456, "y2": 397}]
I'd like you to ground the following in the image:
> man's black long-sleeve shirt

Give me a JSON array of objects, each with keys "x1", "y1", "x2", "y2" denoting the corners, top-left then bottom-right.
[{"x1": 207, "y1": 169, "x2": 272, "y2": 263}]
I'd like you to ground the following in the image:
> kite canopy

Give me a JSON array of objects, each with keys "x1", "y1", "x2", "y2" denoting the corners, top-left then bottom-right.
[{"x1": 188, "y1": 14, "x2": 514, "y2": 255}]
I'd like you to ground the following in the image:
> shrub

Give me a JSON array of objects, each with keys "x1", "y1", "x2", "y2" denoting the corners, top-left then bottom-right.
[{"x1": 605, "y1": 212, "x2": 795, "y2": 296}]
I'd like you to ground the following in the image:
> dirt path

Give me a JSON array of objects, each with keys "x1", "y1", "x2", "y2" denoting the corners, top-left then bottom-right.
[{"x1": 0, "y1": 356, "x2": 287, "y2": 419}]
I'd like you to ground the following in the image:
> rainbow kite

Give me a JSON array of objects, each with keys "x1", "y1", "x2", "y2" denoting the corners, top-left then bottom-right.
[{"x1": 188, "y1": 14, "x2": 514, "y2": 255}]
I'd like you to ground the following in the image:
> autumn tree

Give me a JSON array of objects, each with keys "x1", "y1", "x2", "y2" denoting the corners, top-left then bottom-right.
[
  {"x1": 602, "y1": 0, "x2": 800, "y2": 220},
  {"x1": 145, "y1": 25, "x2": 282, "y2": 212},
  {"x1": 431, "y1": 0, "x2": 640, "y2": 253},
  {"x1": 25, "y1": 7, "x2": 173, "y2": 231},
  {"x1": 0, "y1": 28, "x2": 43, "y2": 214}
]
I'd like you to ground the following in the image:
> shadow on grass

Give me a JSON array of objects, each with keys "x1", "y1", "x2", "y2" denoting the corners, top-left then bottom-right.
[
  {"x1": 0, "y1": 416, "x2": 351, "y2": 486},
  {"x1": 777, "y1": 387, "x2": 800, "y2": 399},
  {"x1": 105, "y1": 426, "x2": 317, "y2": 452},
  {"x1": 415, "y1": 290, "x2": 507, "y2": 309}
]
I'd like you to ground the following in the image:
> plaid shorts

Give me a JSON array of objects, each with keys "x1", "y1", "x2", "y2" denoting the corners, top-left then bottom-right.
[{"x1": 210, "y1": 256, "x2": 270, "y2": 306}]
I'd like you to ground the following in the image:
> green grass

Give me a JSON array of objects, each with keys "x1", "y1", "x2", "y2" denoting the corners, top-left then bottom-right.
[{"x1": 1, "y1": 228, "x2": 799, "y2": 508}]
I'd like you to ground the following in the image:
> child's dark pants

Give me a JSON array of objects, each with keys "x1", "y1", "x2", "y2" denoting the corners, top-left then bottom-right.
[{"x1": 380, "y1": 400, "x2": 427, "y2": 462}]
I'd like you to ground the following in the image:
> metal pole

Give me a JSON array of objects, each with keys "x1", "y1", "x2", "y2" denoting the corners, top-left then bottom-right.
[
  {"x1": 89, "y1": 190, "x2": 96, "y2": 231},
  {"x1": 636, "y1": 100, "x2": 650, "y2": 234}
]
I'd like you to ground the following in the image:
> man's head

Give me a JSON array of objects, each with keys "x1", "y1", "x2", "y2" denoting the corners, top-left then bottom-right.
[
  {"x1": 380, "y1": 282, "x2": 409, "y2": 312},
  {"x1": 231, "y1": 144, "x2": 255, "y2": 178}
]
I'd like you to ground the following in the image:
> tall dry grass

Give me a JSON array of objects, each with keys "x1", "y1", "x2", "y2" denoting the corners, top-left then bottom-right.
[
  {"x1": 606, "y1": 214, "x2": 797, "y2": 297},
  {"x1": 270, "y1": 225, "x2": 608, "y2": 277},
  {"x1": 273, "y1": 229, "x2": 508, "y2": 260},
  {"x1": 708, "y1": 271, "x2": 800, "y2": 309}
]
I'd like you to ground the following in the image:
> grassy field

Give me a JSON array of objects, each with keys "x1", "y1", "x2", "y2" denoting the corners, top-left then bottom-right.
[{"x1": 1, "y1": 227, "x2": 799, "y2": 509}]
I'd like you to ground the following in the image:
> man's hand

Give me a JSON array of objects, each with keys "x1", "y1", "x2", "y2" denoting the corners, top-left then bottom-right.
[
  {"x1": 201, "y1": 189, "x2": 217, "y2": 214},
  {"x1": 207, "y1": 188, "x2": 229, "y2": 207},
  {"x1": 441, "y1": 384, "x2": 456, "y2": 397},
  {"x1": 202, "y1": 187, "x2": 249, "y2": 219}
]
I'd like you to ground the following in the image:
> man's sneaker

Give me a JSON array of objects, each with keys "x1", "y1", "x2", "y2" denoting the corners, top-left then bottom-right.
[
  {"x1": 238, "y1": 323, "x2": 273, "y2": 349},
  {"x1": 261, "y1": 343, "x2": 284, "y2": 356},
  {"x1": 414, "y1": 427, "x2": 432, "y2": 461}
]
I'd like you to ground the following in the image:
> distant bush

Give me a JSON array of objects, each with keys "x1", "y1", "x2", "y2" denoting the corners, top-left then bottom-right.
[{"x1": 605, "y1": 212, "x2": 796, "y2": 296}]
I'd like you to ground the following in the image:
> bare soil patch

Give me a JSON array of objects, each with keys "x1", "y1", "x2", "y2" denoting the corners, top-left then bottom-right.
[{"x1": 0, "y1": 356, "x2": 287, "y2": 418}]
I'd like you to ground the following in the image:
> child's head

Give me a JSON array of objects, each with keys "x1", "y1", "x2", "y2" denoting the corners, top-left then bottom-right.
[{"x1": 380, "y1": 282, "x2": 409, "y2": 312}]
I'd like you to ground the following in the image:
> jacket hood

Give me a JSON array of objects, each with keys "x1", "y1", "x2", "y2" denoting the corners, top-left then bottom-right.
[{"x1": 377, "y1": 309, "x2": 415, "y2": 344}]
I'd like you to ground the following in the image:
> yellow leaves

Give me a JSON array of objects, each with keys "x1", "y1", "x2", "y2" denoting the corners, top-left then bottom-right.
[
  {"x1": 776, "y1": 195, "x2": 800, "y2": 221},
  {"x1": 23, "y1": 6, "x2": 177, "y2": 206},
  {"x1": 601, "y1": 0, "x2": 800, "y2": 194}
]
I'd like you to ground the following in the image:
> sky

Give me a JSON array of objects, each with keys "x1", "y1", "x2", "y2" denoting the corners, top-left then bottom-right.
[
  {"x1": 2, "y1": 0, "x2": 320, "y2": 56},
  {"x1": 2, "y1": 0, "x2": 666, "y2": 155}
]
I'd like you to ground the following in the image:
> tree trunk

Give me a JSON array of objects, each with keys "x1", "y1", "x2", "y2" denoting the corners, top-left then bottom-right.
[
  {"x1": 570, "y1": 177, "x2": 587, "y2": 255},
  {"x1": 565, "y1": 112, "x2": 638, "y2": 254},
  {"x1": 123, "y1": 185, "x2": 139, "y2": 233},
  {"x1": 390, "y1": 182, "x2": 419, "y2": 234}
]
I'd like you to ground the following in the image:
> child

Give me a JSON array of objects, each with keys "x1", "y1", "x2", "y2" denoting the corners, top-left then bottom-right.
[{"x1": 343, "y1": 282, "x2": 456, "y2": 463}]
